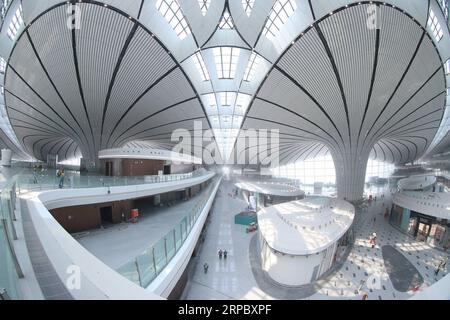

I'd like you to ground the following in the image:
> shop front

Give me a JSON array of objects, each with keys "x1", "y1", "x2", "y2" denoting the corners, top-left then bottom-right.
[{"x1": 390, "y1": 204, "x2": 450, "y2": 251}]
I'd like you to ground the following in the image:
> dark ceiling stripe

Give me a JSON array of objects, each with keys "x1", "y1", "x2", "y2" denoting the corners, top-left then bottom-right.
[
  {"x1": 277, "y1": 144, "x2": 315, "y2": 165},
  {"x1": 383, "y1": 109, "x2": 442, "y2": 138},
  {"x1": 100, "y1": 22, "x2": 139, "y2": 149},
  {"x1": 381, "y1": 91, "x2": 445, "y2": 137},
  {"x1": 105, "y1": 66, "x2": 178, "y2": 146},
  {"x1": 239, "y1": 141, "x2": 311, "y2": 162},
  {"x1": 8, "y1": 106, "x2": 68, "y2": 136},
  {"x1": 356, "y1": 25, "x2": 380, "y2": 153},
  {"x1": 368, "y1": 66, "x2": 444, "y2": 145},
  {"x1": 137, "y1": 0, "x2": 145, "y2": 19},
  {"x1": 116, "y1": 115, "x2": 205, "y2": 146},
  {"x1": 7, "y1": 66, "x2": 85, "y2": 144},
  {"x1": 25, "y1": 31, "x2": 91, "y2": 151},
  {"x1": 244, "y1": 115, "x2": 333, "y2": 144},
  {"x1": 10, "y1": 117, "x2": 63, "y2": 136},
  {"x1": 389, "y1": 138, "x2": 416, "y2": 161},
  {"x1": 113, "y1": 97, "x2": 198, "y2": 145},
  {"x1": 388, "y1": 123, "x2": 441, "y2": 138},
  {"x1": 308, "y1": 0, "x2": 316, "y2": 20},
  {"x1": 362, "y1": 30, "x2": 426, "y2": 148},
  {"x1": 255, "y1": 97, "x2": 341, "y2": 147},
  {"x1": 375, "y1": 142, "x2": 386, "y2": 161},
  {"x1": 385, "y1": 138, "x2": 409, "y2": 163},
  {"x1": 70, "y1": 0, "x2": 96, "y2": 154},
  {"x1": 315, "y1": 24, "x2": 351, "y2": 148},
  {"x1": 378, "y1": 139, "x2": 395, "y2": 163},
  {"x1": 64, "y1": 140, "x2": 76, "y2": 160},
  {"x1": 5, "y1": 90, "x2": 71, "y2": 135},
  {"x1": 54, "y1": 138, "x2": 73, "y2": 160},
  {"x1": 273, "y1": 66, "x2": 345, "y2": 147}
]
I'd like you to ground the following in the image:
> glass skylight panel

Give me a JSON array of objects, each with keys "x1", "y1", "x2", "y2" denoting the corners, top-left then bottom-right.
[
  {"x1": 428, "y1": 9, "x2": 444, "y2": 42},
  {"x1": 219, "y1": 9, "x2": 234, "y2": 29},
  {"x1": 243, "y1": 52, "x2": 262, "y2": 82},
  {"x1": 235, "y1": 93, "x2": 251, "y2": 114},
  {"x1": 7, "y1": 4, "x2": 23, "y2": 41},
  {"x1": 193, "y1": 52, "x2": 210, "y2": 81},
  {"x1": 0, "y1": 57, "x2": 6, "y2": 73},
  {"x1": 203, "y1": 93, "x2": 217, "y2": 109},
  {"x1": 439, "y1": 0, "x2": 449, "y2": 19},
  {"x1": 445, "y1": 59, "x2": 450, "y2": 75},
  {"x1": 220, "y1": 92, "x2": 236, "y2": 107},
  {"x1": 213, "y1": 47, "x2": 240, "y2": 79},
  {"x1": 156, "y1": 0, "x2": 191, "y2": 40},
  {"x1": 263, "y1": 0, "x2": 297, "y2": 40},
  {"x1": 242, "y1": 0, "x2": 255, "y2": 17},
  {"x1": 198, "y1": 0, "x2": 211, "y2": 16}
]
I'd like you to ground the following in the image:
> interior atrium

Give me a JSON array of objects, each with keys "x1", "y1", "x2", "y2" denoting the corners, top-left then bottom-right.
[{"x1": 1, "y1": 0, "x2": 450, "y2": 303}]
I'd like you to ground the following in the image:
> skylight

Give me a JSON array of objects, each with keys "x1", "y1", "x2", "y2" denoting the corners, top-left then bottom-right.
[
  {"x1": 220, "y1": 92, "x2": 236, "y2": 107},
  {"x1": 428, "y1": 9, "x2": 444, "y2": 42},
  {"x1": 7, "y1": 4, "x2": 23, "y2": 41},
  {"x1": 204, "y1": 93, "x2": 217, "y2": 108},
  {"x1": 445, "y1": 59, "x2": 450, "y2": 75},
  {"x1": 156, "y1": 0, "x2": 191, "y2": 40},
  {"x1": 243, "y1": 52, "x2": 262, "y2": 82},
  {"x1": 439, "y1": 0, "x2": 449, "y2": 19},
  {"x1": 213, "y1": 47, "x2": 240, "y2": 79},
  {"x1": 219, "y1": 9, "x2": 234, "y2": 29},
  {"x1": 242, "y1": 0, "x2": 255, "y2": 17},
  {"x1": 263, "y1": 0, "x2": 297, "y2": 40},
  {"x1": 235, "y1": 93, "x2": 251, "y2": 114},
  {"x1": 193, "y1": 52, "x2": 210, "y2": 81},
  {"x1": 198, "y1": 0, "x2": 211, "y2": 16},
  {"x1": 0, "y1": 57, "x2": 6, "y2": 73}
]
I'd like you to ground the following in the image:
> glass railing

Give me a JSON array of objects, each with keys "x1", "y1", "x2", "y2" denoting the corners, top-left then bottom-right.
[
  {"x1": 16, "y1": 168, "x2": 209, "y2": 192},
  {"x1": 116, "y1": 177, "x2": 219, "y2": 288},
  {"x1": 0, "y1": 173, "x2": 23, "y2": 300}
]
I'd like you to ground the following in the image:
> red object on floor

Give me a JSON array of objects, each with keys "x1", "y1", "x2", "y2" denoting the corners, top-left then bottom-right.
[{"x1": 131, "y1": 208, "x2": 139, "y2": 219}]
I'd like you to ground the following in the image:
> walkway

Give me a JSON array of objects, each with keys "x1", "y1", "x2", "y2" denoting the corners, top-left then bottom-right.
[
  {"x1": 182, "y1": 180, "x2": 450, "y2": 300},
  {"x1": 77, "y1": 188, "x2": 210, "y2": 270}
]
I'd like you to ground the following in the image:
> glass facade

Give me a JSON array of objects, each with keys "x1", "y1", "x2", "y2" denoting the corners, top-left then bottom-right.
[{"x1": 390, "y1": 204, "x2": 450, "y2": 252}]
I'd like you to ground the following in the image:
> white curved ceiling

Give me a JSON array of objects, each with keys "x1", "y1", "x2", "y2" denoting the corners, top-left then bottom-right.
[{"x1": 0, "y1": 0, "x2": 448, "y2": 165}]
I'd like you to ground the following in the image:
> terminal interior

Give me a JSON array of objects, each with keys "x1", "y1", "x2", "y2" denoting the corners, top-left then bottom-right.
[{"x1": 0, "y1": 0, "x2": 450, "y2": 300}]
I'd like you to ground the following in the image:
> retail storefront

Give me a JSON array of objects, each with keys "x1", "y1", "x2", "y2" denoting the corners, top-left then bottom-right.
[{"x1": 390, "y1": 204, "x2": 450, "y2": 251}]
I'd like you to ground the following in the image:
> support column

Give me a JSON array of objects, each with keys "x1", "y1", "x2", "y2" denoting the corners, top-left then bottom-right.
[
  {"x1": 331, "y1": 148, "x2": 371, "y2": 202},
  {"x1": 0, "y1": 149, "x2": 12, "y2": 166}
]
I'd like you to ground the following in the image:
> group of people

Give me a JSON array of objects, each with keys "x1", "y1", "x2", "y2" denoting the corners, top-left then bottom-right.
[
  {"x1": 202, "y1": 249, "x2": 230, "y2": 274},
  {"x1": 218, "y1": 249, "x2": 228, "y2": 259}
]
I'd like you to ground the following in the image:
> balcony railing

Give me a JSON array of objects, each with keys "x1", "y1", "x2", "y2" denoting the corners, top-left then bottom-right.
[{"x1": 116, "y1": 177, "x2": 220, "y2": 288}]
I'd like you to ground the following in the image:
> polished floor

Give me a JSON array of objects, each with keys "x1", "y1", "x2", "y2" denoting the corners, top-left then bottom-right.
[
  {"x1": 182, "y1": 180, "x2": 450, "y2": 300},
  {"x1": 76, "y1": 190, "x2": 209, "y2": 270}
]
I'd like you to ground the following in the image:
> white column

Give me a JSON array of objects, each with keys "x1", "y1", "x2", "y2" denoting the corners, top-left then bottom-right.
[
  {"x1": 331, "y1": 148, "x2": 371, "y2": 202},
  {"x1": 1, "y1": 149, "x2": 12, "y2": 166}
]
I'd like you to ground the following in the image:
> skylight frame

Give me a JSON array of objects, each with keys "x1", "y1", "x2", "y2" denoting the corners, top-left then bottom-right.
[
  {"x1": 242, "y1": 0, "x2": 255, "y2": 17},
  {"x1": 428, "y1": 9, "x2": 444, "y2": 42},
  {"x1": 219, "y1": 9, "x2": 234, "y2": 29},
  {"x1": 193, "y1": 52, "x2": 210, "y2": 81},
  {"x1": 0, "y1": 57, "x2": 6, "y2": 74},
  {"x1": 263, "y1": 0, "x2": 297, "y2": 40},
  {"x1": 7, "y1": 4, "x2": 23, "y2": 41},
  {"x1": 243, "y1": 52, "x2": 262, "y2": 82},
  {"x1": 213, "y1": 47, "x2": 241, "y2": 79},
  {"x1": 156, "y1": 0, "x2": 191, "y2": 40},
  {"x1": 198, "y1": 0, "x2": 211, "y2": 16}
]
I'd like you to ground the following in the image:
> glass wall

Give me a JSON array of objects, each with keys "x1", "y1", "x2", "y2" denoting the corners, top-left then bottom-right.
[
  {"x1": 270, "y1": 154, "x2": 336, "y2": 185},
  {"x1": 270, "y1": 155, "x2": 394, "y2": 187},
  {"x1": 365, "y1": 159, "x2": 395, "y2": 182}
]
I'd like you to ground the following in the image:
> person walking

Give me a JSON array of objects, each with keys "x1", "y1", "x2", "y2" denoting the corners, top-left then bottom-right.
[
  {"x1": 223, "y1": 249, "x2": 228, "y2": 259},
  {"x1": 435, "y1": 256, "x2": 448, "y2": 276},
  {"x1": 203, "y1": 262, "x2": 209, "y2": 274},
  {"x1": 218, "y1": 249, "x2": 223, "y2": 259},
  {"x1": 58, "y1": 168, "x2": 65, "y2": 188}
]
